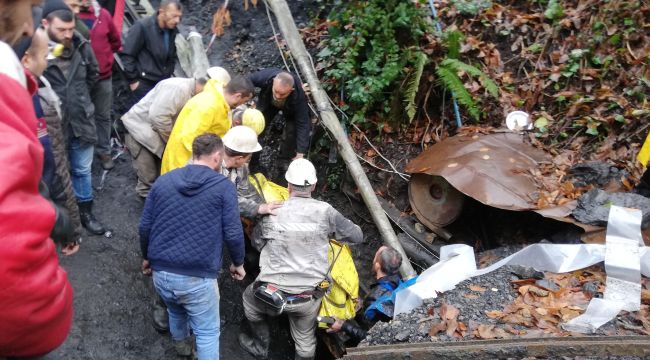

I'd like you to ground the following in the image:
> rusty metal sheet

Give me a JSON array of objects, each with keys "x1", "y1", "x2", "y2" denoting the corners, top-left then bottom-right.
[{"x1": 405, "y1": 132, "x2": 571, "y2": 216}]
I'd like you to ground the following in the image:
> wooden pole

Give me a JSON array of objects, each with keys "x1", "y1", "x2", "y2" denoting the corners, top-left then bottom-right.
[{"x1": 266, "y1": 0, "x2": 417, "y2": 279}]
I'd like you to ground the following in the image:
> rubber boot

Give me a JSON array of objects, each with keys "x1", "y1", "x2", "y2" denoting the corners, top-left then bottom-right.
[
  {"x1": 99, "y1": 154, "x2": 115, "y2": 170},
  {"x1": 78, "y1": 200, "x2": 106, "y2": 235},
  {"x1": 152, "y1": 295, "x2": 169, "y2": 333},
  {"x1": 173, "y1": 337, "x2": 193, "y2": 357},
  {"x1": 238, "y1": 320, "x2": 270, "y2": 359}
]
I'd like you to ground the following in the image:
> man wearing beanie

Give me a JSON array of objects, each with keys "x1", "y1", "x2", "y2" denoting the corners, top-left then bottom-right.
[{"x1": 42, "y1": 0, "x2": 107, "y2": 235}]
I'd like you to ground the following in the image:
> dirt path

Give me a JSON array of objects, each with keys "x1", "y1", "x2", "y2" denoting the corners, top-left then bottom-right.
[
  {"x1": 43, "y1": 1, "x2": 382, "y2": 359},
  {"x1": 45, "y1": 155, "x2": 296, "y2": 359}
]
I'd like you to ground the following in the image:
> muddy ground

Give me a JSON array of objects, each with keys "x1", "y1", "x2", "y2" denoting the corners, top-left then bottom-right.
[{"x1": 45, "y1": 1, "x2": 383, "y2": 359}]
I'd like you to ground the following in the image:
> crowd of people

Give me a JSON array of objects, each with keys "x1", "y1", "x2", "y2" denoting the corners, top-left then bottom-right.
[{"x1": 0, "y1": 0, "x2": 410, "y2": 359}]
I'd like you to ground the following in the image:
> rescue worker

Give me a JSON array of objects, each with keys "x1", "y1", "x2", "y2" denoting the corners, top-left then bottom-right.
[
  {"x1": 0, "y1": 0, "x2": 73, "y2": 355},
  {"x1": 326, "y1": 246, "x2": 405, "y2": 345},
  {"x1": 42, "y1": 1, "x2": 107, "y2": 235},
  {"x1": 161, "y1": 76, "x2": 255, "y2": 174},
  {"x1": 239, "y1": 158, "x2": 363, "y2": 360},
  {"x1": 122, "y1": 75, "x2": 209, "y2": 198},
  {"x1": 248, "y1": 68, "x2": 311, "y2": 161},
  {"x1": 78, "y1": 0, "x2": 121, "y2": 170},
  {"x1": 121, "y1": 0, "x2": 182, "y2": 104},
  {"x1": 231, "y1": 105, "x2": 266, "y2": 136},
  {"x1": 151, "y1": 125, "x2": 281, "y2": 333}
]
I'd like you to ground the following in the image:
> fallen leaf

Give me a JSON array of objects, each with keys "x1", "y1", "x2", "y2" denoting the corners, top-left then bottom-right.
[
  {"x1": 528, "y1": 286, "x2": 550, "y2": 297},
  {"x1": 642, "y1": 289, "x2": 650, "y2": 305},
  {"x1": 428, "y1": 322, "x2": 447, "y2": 337},
  {"x1": 463, "y1": 294, "x2": 480, "y2": 300},
  {"x1": 446, "y1": 318, "x2": 458, "y2": 337},
  {"x1": 469, "y1": 285, "x2": 488, "y2": 292},
  {"x1": 458, "y1": 322, "x2": 467, "y2": 331},
  {"x1": 486, "y1": 310, "x2": 504, "y2": 319},
  {"x1": 440, "y1": 303, "x2": 460, "y2": 321}
]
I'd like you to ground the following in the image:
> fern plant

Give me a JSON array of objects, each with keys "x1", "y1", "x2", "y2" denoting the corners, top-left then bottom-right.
[
  {"x1": 435, "y1": 59, "x2": 499, "y2": 121},
  {"x1": 318, "y1": 0, "x2": 432, "y2": 125},
  {"x1": 403, "y1": 51, "x2": 428, "y2": 123},
  {"x1": 434, "y1": 29, "x2": 499, "y2": 121}
]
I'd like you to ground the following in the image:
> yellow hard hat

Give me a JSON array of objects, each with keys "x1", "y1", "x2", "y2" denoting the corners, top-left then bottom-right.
[{"x1": 241, "y1": 108, "x2": 265, "y2": 135}]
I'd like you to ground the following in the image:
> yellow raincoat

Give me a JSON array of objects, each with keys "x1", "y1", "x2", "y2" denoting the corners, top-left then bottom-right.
[
  {"x1": 161, "y1": 79, "x2": 231, "y2": 174},
  {"x1": 248, "y1": 173, "x2": 289, "y2": 202},
  {"x1": 318, "y1": 240, "x2": 359, "y2": 328},
  {"x1": 639, "y1": 132, "x2": 650, "y2": 167}
]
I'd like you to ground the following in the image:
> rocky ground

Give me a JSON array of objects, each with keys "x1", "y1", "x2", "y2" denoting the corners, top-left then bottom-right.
[{"x1": 361, "y1": 249, "x2": 650, "y2": 350}]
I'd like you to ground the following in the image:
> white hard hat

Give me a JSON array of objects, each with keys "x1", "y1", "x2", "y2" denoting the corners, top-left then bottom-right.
[
  {"x1": 285, "y1": 158, "x2": 317, "y2": 186},
  {"x1": 206, "y1": 66, "x2": 231, "y2": 84},
  {"x1": 222, "y1": 126, "x2": 262, "y2": 153}
]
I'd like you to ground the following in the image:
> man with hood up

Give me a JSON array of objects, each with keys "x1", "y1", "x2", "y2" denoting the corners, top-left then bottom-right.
[{"x1": 139, "y1": 133, "x2": 246, "y2": 359}]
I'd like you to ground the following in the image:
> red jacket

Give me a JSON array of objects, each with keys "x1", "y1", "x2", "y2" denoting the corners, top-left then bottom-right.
[
  {"x1": 0, "y1": 50, "x2": 73, "y2": 357},
  {"x1": 79, "y1": 6, "x2": 122, "y2": 79}
]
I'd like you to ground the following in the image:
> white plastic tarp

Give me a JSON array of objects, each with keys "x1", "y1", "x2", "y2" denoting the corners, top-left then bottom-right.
[{"x1": 394, "y1": 206, "x2": 650, "y2": 333}]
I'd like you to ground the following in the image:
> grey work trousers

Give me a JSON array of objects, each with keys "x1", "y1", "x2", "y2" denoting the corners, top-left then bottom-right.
[
  {"x1": 125, "y1": 134, "x2": 160, "y2": 197},
  {"x1": 93, "y1": 77, "x2": 113, "y2": 156},
  {"x1": 242, "y1": 283, "x2": 321, "y2": 358}
]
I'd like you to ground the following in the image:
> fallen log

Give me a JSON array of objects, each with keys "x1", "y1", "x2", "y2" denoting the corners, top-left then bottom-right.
[
  {"x1": 175, "y1": 28, "x2": 210, "y2": 78},
  {"x1": 265, "y1": 0, "x2": 417, "y2": 279}
]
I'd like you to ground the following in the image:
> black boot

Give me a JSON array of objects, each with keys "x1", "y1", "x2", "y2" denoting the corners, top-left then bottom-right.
[
  {"x1": 239, "y1": 320, "x2": 270, "y2": 359},
  {"x1": 152, "y1": 295, "x2": 170, "y2": 333},
  {"x1": 78, "y1": 200, "x2": 106, "y2": 235}
]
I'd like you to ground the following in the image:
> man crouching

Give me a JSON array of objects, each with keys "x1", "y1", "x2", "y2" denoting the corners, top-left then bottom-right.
[
  {"x1": 139, "y1": 133, "x2": 246, "y2": 359},
  {"x1": 239, "y1": 158, "x2": 363, "y2": 360}
]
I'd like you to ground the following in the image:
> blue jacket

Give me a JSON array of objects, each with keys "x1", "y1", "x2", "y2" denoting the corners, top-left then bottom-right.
[{"x1": 139, "y1": 164, "x2": 245, "y2": 278}]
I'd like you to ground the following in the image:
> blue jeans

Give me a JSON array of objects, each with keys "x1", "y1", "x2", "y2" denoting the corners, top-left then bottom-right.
[
  {"x1": 68, "y1": 137, "x2": 94, "y2": 202},
  {"x1": 153, "y1": 271, "x2": 220, "y2": 360}
]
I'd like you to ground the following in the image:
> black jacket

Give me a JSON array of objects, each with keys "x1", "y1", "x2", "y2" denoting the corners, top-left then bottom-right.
[
  {"x1": 340, "y1": 274, "x2": 403, "y2": 345},
  {"x1": 249, "y1": 68, "x2": 311, "y2": 154},
  {"x1": 44, "y1": 32, "x2": 99, "y2": 145},
  {"x1": 121, "y1": 15, "x2": 177, "y2": 83}
]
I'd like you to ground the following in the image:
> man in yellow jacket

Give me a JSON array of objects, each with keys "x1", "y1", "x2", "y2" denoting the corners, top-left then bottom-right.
[{"x1": 161, "y1": 76, "x2": 255, "y2": 174}]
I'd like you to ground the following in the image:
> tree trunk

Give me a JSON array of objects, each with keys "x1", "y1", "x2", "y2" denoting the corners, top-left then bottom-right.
[{"x1": 266, "y1": 0, "x2": 417, "y2": 279}]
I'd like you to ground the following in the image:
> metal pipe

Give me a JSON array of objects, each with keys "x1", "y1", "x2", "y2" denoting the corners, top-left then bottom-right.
[{"x1": 265, "y1": 0, "x2": 417, "y2": 279}]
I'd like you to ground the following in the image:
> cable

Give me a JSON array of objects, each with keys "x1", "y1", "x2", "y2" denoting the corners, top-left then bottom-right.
[{"x1": 427, "y1": 0, "x2": 463, "y2": 128}]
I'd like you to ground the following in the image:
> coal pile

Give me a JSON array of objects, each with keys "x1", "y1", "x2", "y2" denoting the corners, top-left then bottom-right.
[
  {"x1": 360, "y1": 262, "x2": 650, "y2": 347},
  {"x1": 361, "y1": 265, "x2": 520, "y2": 346}
]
